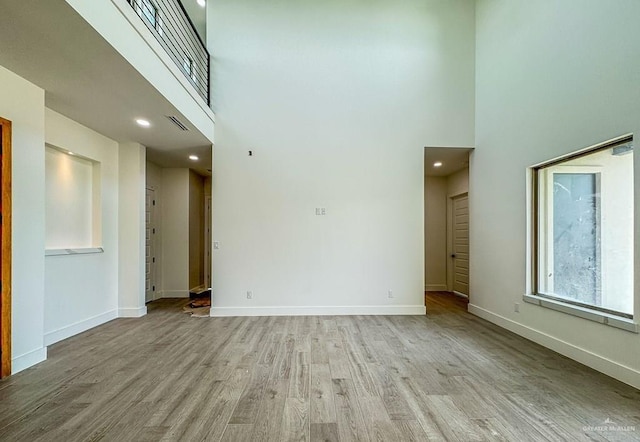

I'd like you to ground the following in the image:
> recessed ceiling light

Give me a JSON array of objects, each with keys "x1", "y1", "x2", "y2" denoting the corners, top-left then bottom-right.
[
  {"x1": 434, "y1": 161, "x2": 443, "y2": 167},
  {"x1": 189, "y1": 155, "x2": 199, "y2": 161},
  {"x1": 197, "y1": 0, "x2": 205, "y2": 7},
  {"x1": 136, "y1": 119, "x2": 151, "y2": 127}
]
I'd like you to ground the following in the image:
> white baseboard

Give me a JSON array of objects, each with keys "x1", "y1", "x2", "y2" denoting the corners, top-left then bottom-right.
[
  {"x1": 425, "y1": 284, "x2": 448, "y2": 291},
  {"x1": 118, "y1": 306, "x2": 148, "y2": 318},
  {"x1": 211, "y1": 305, "x2": 426, "y2": 317},
  {"x1": 45, "y1": 309, "x2": 118, "y2": 346},
  {"x1": 161, "y1": 290, "x2": 190, "y2": 298},
  {"x1": 453, "y1": 291, "x2": 469, "y2": 299},
  {"x1": 12, "y1": 347, "x2": 47, "y2": 375},
  {"x1": 468, "y1": 303, "x2": 640, "y2": 390}
]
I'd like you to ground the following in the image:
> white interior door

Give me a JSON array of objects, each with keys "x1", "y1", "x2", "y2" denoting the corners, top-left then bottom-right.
[
  {"x1": 452, "y1": 194, "x2": 469, "y2": 297},
  {"x1": 145, "y1": 187, "x2": 157, "y2": 302}
]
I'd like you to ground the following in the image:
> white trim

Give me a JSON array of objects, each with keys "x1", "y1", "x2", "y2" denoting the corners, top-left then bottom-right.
[
  {"x1": 12, "y1": 347, "x2": 47, "y2": 375},
  {"x1": 531, "y1": 134, "x2": 633, "y2": 168},
  {"x1": 453, "y1": 291, "x2": 469, "y2": 299},
  {"x1": 211, "y1": 305, "x2": 426, "y2": 317},
  {"x1": 161, "y1": 290, "x2": 190, "y2": 298},
  {"x1": 523, "y1": 294, "x2": 637, "y2": 333},
  {"x1": 44, "y1": 309, "x2": 118, "y2": 346},
  {"x1": 468, "y1": 303, "x2": 640, "y2": 390},
  {"x1": 425, "y1": 284, "x2": 447, "y2": 291},
  {"x1": 45, "y1": 247, "x2": 104, "y2": 256},
  {"x1": 118, "y1": 306, "x2": 148, "y2": 317}
]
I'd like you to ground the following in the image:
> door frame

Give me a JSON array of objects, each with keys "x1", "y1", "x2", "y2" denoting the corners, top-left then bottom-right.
[
  {"x1": 204, "y1": 196, "x2": 211, "y2": 288},
  {"x1": 145, "y1": 186, "x2": 158, "y2": 303},
  {"x1": 1, "y1": 117, "x2": 12, "y2": 378},
  {"x1": 446, "y1": 191, "x2": 469, "y2": 297}
]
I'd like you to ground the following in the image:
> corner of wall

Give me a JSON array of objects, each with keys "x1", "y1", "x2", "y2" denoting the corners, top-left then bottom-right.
[{"x1": 118, "y1": 142, "x2": 147, "y2": 314}]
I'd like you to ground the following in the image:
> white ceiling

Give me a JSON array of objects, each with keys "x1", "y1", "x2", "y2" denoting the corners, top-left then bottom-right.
[
  {"x1": 0, "y1": 0, "x2": 212, "y2": 175},
  {"x1": 424, "y1": 147, "x2": 473, "y2": 177}
]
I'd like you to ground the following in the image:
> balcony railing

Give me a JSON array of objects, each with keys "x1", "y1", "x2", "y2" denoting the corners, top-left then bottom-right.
[{"x1": 128, "y1": 0, "x2": 210, "y2": 105}]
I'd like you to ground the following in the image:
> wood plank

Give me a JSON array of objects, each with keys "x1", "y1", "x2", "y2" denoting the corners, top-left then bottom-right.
[
  {"x1": 394, "y1": 420, "x2": 431, "y2": 442},
  {"x1": 220, "y1": 424, "x2": 254, "y2": 442},
  {"x1": 331, "y1": 378, "x2": 368, "y2": 441},
  {"x1": 327, "y1": 338, "x2": 351, "y2": 380},
  {"x1": 281, "y1": 398, "x2": 309, "y2": 442},
  {"x1": 288, "y1": 351, "x2": 310, "y2": 400},
  {"x1": 369, "y1": 363, "x2": 415, "y2": 420},
  {"x1": 359, "y1": 394, "x2": 403, "y2": 441},
  {"x1": 250, "y1": 379, "x2": 288, "y2": 441},
  {"x1": 310, "y1": 364, "x2": 336, "y2": 424},
  {"x1": 228, "y1": 364, "x2": 271, "y2": 424},
  {"x1": 310, "y1": 423, "x2": 339, "y2": 442}
]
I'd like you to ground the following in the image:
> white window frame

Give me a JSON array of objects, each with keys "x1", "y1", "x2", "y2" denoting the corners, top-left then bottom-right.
[
  {"x1": 528, "y1": 134, "x2": 637, "y2": 333},
  {"x1": 538, "y1": 165, "x2": 603, "y2": 301}
]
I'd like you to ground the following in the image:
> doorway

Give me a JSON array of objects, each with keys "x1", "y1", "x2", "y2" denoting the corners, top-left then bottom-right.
[
  {"x1": 424, "y1": 146, "x2": 472, "y2": 303},
  {"x1": 1, "y1": 117, "x2": 12, "y2": 377}
]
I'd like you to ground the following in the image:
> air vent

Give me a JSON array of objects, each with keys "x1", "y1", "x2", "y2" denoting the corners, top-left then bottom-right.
[{"x1": 165, "y1": 115, "x2": 189, "y2": 131}]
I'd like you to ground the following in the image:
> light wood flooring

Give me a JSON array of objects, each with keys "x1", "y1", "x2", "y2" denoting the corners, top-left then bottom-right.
[{"x1": 0, "y1": 293, "x2": 639, "y2": 441}]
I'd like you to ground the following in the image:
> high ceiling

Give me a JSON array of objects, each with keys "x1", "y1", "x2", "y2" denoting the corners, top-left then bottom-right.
[{"x1": 0, "y1": 0, "x2": 212, "y2": 175}]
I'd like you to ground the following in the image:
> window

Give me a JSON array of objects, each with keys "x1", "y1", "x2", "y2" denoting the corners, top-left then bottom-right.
[
  {"x1": 142, "y1": 0, "x2": 157, "y2": 27},
  {"x1": 533, "y1": 135, "x2": 634, "y2": 318},
  {"x1": 183, "y1": 56, "x2": 197, "y2": 84},
  {"x1": 131, "y1": 0, "x2": 163, "y2": 35}
]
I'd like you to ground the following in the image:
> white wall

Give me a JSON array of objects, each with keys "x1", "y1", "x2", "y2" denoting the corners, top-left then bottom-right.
[
  {"x1": 473, "y1": 0, "x2": 640, "y2": 388},
  {"x1": 0, "y1": 65, "x2": 46, "y2": 373},
  {"x1": 44, "y1": 109, "x2": 119, "y2": 344},
  {"x1": 45, "y1": 147, "x2": 94, "y2": 249},
  {"x1": 447, "y1": 168, "x2": 469, "y2": 198},
  {"x1": 424, "y1": 176, "x2": 447, "y2": 291},
  {"x1": 161, "y1": 168, "x2": 190, "y2": 297},
  {"x1": 118, "y1": 142, "x2": 147, "y2": 317},
  {"x1": 209, "y1": 0, "x2": 476, "y2": 315}
]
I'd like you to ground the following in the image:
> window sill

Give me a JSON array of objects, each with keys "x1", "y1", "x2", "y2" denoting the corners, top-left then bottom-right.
[
  {"x1": 45, "y1": 247, "x2": 104, "y2": 256},
  {"x1": 523, "y1": 294, "x2": 638, "y2": 333}
]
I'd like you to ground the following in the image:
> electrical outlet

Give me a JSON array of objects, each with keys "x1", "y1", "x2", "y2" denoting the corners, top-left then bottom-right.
[
  {"x1": 246, "y1": 291, "x2": 253, "y2": 300},
  {"x1": 213, "y1": 241, "x2": 220, "y2": 250},
  {"x1": 315, "y1": 208, "x2": 327, "y2": 216},
  {"x1": 514, "y1": 303, "x2": 520, "y2": 313},
  {"x1": 388, "y1": 290, "x2": 394, "y2": 298}
]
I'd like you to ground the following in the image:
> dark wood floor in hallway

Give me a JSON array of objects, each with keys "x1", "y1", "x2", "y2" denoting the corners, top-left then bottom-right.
[{"x1": 1, "y1": 293, "x2": 639, "y2": 441}]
